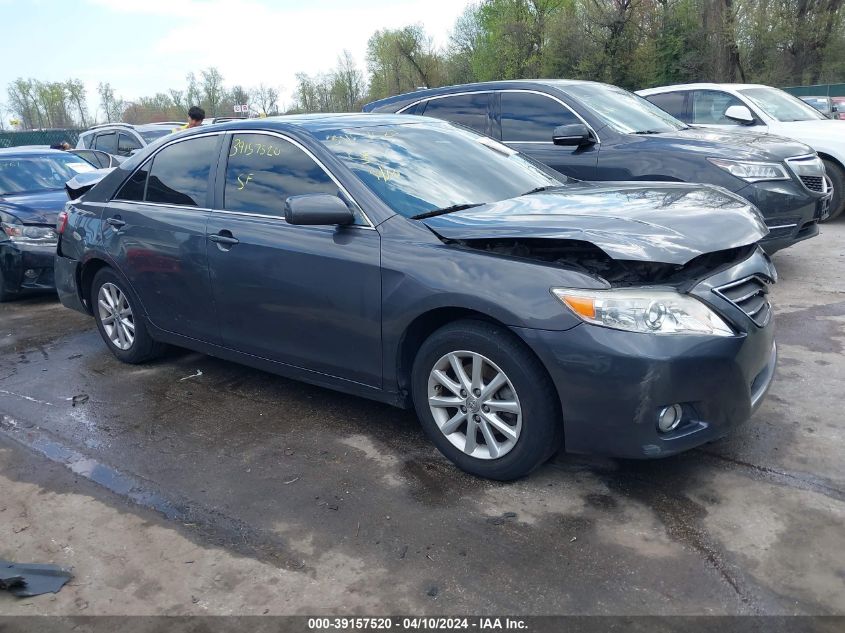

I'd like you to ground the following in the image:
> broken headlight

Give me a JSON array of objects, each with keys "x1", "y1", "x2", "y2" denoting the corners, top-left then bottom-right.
[
  {"x1": 552, "y1": 288, "x2": 734, "y2": 336},
  {"x1": 1, "y1": 221, "x2": 57, "y2": 244}
]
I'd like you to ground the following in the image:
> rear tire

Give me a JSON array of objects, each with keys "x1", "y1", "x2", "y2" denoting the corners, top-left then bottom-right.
[
  {"x1": 822, "y1": 159, "x2": 845, "y2": 221},
  {"x1": 90, "y1": 268, "x2": 165, "y2": 364},
  {"x1": 411, "y1": 319, "x2": 562, "y2": 481}
]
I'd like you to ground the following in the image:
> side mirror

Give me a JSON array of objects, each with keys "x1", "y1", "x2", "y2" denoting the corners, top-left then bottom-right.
[
  {"x1": 724, "y1": 105, "x2": 755, "y2": 125},
  {"x1": 284, "y1": 194, "x2": 355, "y2": 226},
  {"x1": 552, "y1": 123, "x2": 593, "y2": 146}
]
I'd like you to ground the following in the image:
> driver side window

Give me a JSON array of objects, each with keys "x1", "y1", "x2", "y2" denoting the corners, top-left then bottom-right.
[
  {"x1": 222, "y1": 133, "x2": 348, "y2": 221},
  {"x1": 692, "y1": 91, "x2": 745, "y2": 125},
  {"x1": 500, "y1": 92, "x2": 580, "y2": 142}
]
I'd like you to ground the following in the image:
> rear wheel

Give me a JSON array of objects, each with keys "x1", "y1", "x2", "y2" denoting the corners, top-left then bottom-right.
[
  {"x1": 822, "y1": 159, "x2": 845, "y2": 221},
  {"x1": 411, "y1": 319, "x2": 562, "y2": 480},
  {"x1": 91, "y1": 268, "x2": 165, "y2": 363}
]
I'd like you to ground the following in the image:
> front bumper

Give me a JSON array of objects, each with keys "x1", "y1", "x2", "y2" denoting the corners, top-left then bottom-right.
[
  {"x1": 0, "y1": 242, "x2": 57, "y2": 296},
  {"x1": 513, "y1": 248, "x2": 777, "y2": 459},
  {"x1": 737, "y1": 180, "x2": 828, "y2": 253}
]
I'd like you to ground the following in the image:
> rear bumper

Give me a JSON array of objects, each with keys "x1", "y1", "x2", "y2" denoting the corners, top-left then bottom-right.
[
  {"x1": 54, "y1": 254, "x2": 88, "y2": 314},
  {"x1": 0, "y1": 242, "x2": 57, "y2": 296}
]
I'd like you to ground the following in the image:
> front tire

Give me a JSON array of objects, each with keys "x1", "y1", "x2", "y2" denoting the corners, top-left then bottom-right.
[
  {"x1": 411, "y1": 319, "x2": 562, "y2": 480},
  {"x1": 822, "y1": 159, "x2": 844, "y2": 221},
  {"x1": 91, "y1": 268, "x2": 165, "y2": 363}
]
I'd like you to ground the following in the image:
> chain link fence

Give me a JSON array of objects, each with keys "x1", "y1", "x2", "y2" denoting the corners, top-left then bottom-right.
[
  {"x1": 782, "y1": 83, "x2": 845, "y2": 98},
  {"x1": 0, "y1": 129, "x2": 82, "y2": 149}
]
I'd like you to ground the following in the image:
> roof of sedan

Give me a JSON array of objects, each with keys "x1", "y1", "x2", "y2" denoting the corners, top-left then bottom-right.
[
  {"x1": 0, "y1": 147, "x2": 69, "y2": 157},
  {"x1": 209, "y1": 112, "x2": 432, "y2": 133},
  {"x1": 638, "y1": 83, "x2": 771, "y2": 94}
]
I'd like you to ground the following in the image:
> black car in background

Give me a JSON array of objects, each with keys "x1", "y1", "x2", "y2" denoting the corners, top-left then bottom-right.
[
  {"x1": 56, "y1": 116, "x2": 776, "y2": 479},
  {"x1": 365, "y1": 80, "x2": 831, "y2": 253},
  {"x1": 0, "y1": 148, "x2": 96, "y2": 301}
]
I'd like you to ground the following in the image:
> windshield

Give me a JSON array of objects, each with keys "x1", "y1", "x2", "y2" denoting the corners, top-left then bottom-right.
[
  {"x1": 139, "y1": 128, "x2": 173, "y2": 142},
  {"x1": 0, "y1": 154, "x2": 95, "y2": 195},
  {"x1": 563, "y1": 83, "x2": 687, "y2": 134},
  {"x1": 313, "y1": 122, "x2": 562, "y2": 217},
  {"x1": 740, "y1": 87, "x2": 827, "y2": 122}
]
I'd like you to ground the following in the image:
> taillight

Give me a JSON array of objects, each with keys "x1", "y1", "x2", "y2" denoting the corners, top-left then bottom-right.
[{"x1": 57, "y1": 210, "x2": 69, "y2": 235}]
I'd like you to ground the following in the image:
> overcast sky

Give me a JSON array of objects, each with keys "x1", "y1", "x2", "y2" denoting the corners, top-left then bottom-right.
[{"x1": 1, "y1": 0, "x2": 472, "y2": 119}]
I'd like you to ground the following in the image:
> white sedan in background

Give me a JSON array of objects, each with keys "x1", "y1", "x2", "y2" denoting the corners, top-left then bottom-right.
[{"x1": 638, "y1": 83, "x2": 845, "y2": 220}]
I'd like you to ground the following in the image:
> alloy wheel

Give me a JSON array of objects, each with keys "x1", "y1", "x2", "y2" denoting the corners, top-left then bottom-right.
[
  {"x1": 97, "y1": 282, "x2": 135, "y2": 350},
  {"x1": 427, "y1": 351, "x2": 522, "y2": 460}
]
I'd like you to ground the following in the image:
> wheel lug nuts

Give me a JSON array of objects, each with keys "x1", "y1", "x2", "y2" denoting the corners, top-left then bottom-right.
[
  {"x1": 460, "y1": 406, "x2": 466, "y2": 413},
  {"x1": 460, "y1": 389, "x2": 467, "y2": 397},
  {"x1": 482, "y1": 405, "x2": 490, "y2": 413},
  {"x1": 473, "y1": 389, "x2": 481, "y2": 396},
  {"x1": 473, "y1": 414, "x2": 480, "y2": 422}
]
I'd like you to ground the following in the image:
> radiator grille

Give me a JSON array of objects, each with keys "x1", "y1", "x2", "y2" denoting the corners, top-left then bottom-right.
[
  {"x1": 799, "y1": 175, "x2": 825, "y2": 192},
  {"x1": 713, "y1": 276, "x2": 771, "y2": 327}
]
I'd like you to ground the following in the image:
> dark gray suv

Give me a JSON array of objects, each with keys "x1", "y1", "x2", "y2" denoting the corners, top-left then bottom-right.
[
  {"x1": 56, "y1": 115, "x2": 776, "y2": 480},
  {"x1": 365, "y1": 80, "x2": 831, "y2": 253}
]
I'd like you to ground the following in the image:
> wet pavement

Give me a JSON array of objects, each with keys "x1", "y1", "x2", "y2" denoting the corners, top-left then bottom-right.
[{"x1": 0, "y1": 223, "x2": 844, "y2": 615}]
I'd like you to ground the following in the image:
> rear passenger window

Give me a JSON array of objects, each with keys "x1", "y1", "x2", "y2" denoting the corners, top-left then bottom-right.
[
  {"x1": 421, "y1": 93, "x2": 490, "y2": 135},
  {"x1": 646, "y1": 92, "x2": 689, "y2": 121},
  {"x1": 500, "y1": 92, "x2": 579, "y2": 142},
  {"x1": 222, "y1": 133, "x2": 340, "y2": 218},
  {"x1": 115, "y1": 160, "x2": 150, "y2": 201},
  {"x1": 146, "y1": 136, "x2": 217, "y2": 206}
]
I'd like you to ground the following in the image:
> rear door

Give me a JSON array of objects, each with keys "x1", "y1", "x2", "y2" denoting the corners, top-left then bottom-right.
[
  {"x1": 418, "y1": 92, "x2": 494, "y2": 136},
  {"x1": 205, "y1": 131, "x2": 382, "y2": 387},
  {"x1": 103, "y1": 133, "x2": 221, "y2": 343},
  {"x1": 496, "y1": 90, "x2": 599, "y2": 180}
]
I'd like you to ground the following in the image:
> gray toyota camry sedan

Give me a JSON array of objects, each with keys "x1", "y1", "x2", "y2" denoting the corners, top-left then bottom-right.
[{"x1": 55, "y1": 114, "x2": 777, "y2": 480}]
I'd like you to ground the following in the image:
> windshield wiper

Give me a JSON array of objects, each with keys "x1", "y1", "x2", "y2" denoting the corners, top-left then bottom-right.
[
  {"x1": 522, "y1": 185, "x2": 565, "y2": 195},
  {"x1": 632, "y1": 130, "x2": 663, "y2": 135},
  {"x1": 411, "y1": 203, "x2": 483, "y2": 220}
]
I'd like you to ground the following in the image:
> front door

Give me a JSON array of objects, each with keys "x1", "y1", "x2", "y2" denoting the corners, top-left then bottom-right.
[
  {"x1": 206, "y1": 132, "x2": 382, "y2": 388},
  {"x1": 103, "y1": 133, "x2": 221, "y2": 343},
  {"x1": 497, "y1": 91, "x2": 599, "y2": 180}
]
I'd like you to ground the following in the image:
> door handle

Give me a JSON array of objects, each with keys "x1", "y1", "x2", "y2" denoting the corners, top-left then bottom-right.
[
  {"x1": 208, "y1": 230, "x2": 239, "y2": 249},
  {"x1": 106, "y1": 216, "x2": 125, "y2": 229}
]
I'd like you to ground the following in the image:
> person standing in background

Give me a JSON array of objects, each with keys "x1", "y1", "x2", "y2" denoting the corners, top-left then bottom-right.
[{"x1": 174, "y1": 106, "x2": 205, "y2": 132}]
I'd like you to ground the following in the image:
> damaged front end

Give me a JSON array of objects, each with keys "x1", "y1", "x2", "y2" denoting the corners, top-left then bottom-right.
[{"x1": 446, "y1": 237, "x2": 760, "y2": 290}]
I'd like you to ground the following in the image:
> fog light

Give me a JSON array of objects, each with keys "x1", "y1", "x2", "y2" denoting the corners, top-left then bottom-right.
[
  {"x1": 657, "y1": 404, "x2": 683, "y2": 433},
  {"x1": 24, "y1": 269, "x2": 38, "y2": 279}
]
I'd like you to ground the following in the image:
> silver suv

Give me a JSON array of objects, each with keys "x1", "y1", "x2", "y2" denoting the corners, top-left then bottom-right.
[{"x1": 76, "y1": 122, "x2": 180, "y2": 160}]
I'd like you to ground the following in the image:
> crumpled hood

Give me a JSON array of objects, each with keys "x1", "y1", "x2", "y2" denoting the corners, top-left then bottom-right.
[
  {"x1": 649, "y1": 126, "x2": 812, "y2": 160},
  {"x1": 422, "y1": 181, "x2": 768, "y2": 265},
  {"x1": 0, "y1": 189, "x2": 68, "y2": 224}
]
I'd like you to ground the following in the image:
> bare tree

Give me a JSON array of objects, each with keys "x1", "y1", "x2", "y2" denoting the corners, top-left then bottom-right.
[
  {"x1": 65, "y1": 79, "x2": 88, "y2": 128},
  {"x1": 98, "y1": 82, "x2": 124, "y2": 123},
  {"x1": 200, "y1": 67, "x2": 224, "y2": 116},
  {"x1": 251, "y1": 83, "x2": 280, "y2": 115}
]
